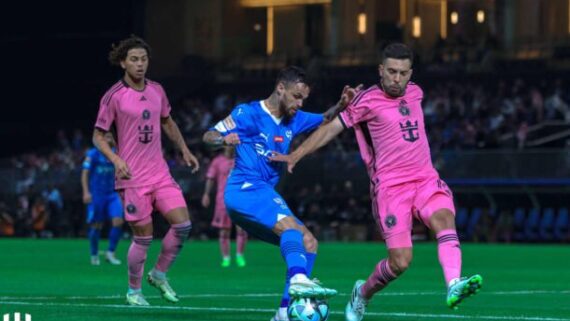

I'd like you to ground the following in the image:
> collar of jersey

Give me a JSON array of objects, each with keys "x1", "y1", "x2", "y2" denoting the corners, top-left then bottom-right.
[{"x1": 259, "y1": 100, "x2": 283, "y2": 125}]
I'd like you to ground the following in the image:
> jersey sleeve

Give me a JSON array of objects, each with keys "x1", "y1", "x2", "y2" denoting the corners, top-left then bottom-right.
[
  {"x1": 82, "y1": 149, "x2": 97, "y2": 170},
  {"x1": 158, "y1": 84, "x2": 172, "y2": 118},
  {"x1": 338, "y1": 93, "x2": 374, "y2": 129},
  {"x1": 205, "y1": 157, "x2": 218, "y2": 179},
  {"x1": 95, "y1": 94, "x2": 118, "y2": 131},
  {"x1": 210, "y1": 104, "x2": 253, "y2": 137},
  {"x1": 293, "y1": 111, "x2": 324, "y2": 135}
]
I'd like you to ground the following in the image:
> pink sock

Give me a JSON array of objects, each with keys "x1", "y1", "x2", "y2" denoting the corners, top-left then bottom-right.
[
  {"x1": 436, "y1": 229, "x2": 462, "y2": 285},
  {"x1": 155, "y1": 221, "x2": 192, "y2": 273},
  {"x1": 128, "y1": 235, "x2": 152, "y2": 290},
  {"x1": 360, "y1": 259, "x2": 397, "y2": 300},
  {"x1": 219, "y1": 230, "x2": 230, "y2": 257},
  {"x1": 236, "y1": 229, "x2": 248, "y2": 255}
]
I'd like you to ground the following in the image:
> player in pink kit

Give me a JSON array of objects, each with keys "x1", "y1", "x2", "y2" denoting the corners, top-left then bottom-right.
[
  {"x1": 201, "y1": 146, "x2": 248, "y2": 268},
  {"x1": 271, "y1": 43, "x2": 482, "y2": 320},
  {"x1": 92, "y1": 36, "x2": 199, "y2": 306}
]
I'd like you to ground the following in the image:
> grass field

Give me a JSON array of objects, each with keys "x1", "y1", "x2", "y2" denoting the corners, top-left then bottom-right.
[{"x1": 0, "y1": 239, "x2": 569, "y2": 321}]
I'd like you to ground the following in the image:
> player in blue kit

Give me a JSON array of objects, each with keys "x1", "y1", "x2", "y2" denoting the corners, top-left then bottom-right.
[
  {"x1": 81, "y1": 132, "x2": 124, "y2": 265},
  {"x1": 203, "y1": 66, "x2": 360, "y2": 321}
]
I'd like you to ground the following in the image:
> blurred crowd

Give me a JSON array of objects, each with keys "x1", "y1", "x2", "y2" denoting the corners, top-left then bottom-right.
[{"x1": 2, "y1": 76, "x2": 569, "y2": 240}]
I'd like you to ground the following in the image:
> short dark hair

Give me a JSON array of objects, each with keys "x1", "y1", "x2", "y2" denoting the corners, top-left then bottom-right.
[
  {"x1": 108, "y1": 35, "x2": 151, "y2": 66},
  {"x1": 382, "y1": 43, "x2": 413, "y2": 65},
  {"x1": 276, "y1": 66, "x2": 308, "y2": 87}
]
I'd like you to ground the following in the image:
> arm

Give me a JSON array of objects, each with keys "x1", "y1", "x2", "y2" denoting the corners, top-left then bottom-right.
[
  {"x1": 322, "y1": 84, "x2": 363, "y2": 123},
  {"x1": 161, "y1": 116, "x2": 200, "y2": 173},
  {"x1": 93, "y1": 128, "x2": 132, "y2": 179},
  {"x1": 80, "y1": 169, "x2": 92, "y2": 204},
  {"x1": 272, "y1": 117, "x2": 345, "y2": 173},
  {"x1": 203, "y1": 130, "x2": 241, "y2": 147},
  {"x1": 201, "y1": 178, "x2": 215, "y2": 208}
]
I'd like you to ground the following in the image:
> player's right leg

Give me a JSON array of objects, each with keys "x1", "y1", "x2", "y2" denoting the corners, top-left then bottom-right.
[
  {"x1": 105, "y1": 194, "x2": 124, "y2": 265},
  {"x1": 86, "y1": 203, "x2": 103, "y2": 265},
  {"x1": 119, "y1": 187, "x2": 154, "y2": 306},
  {"x1": 218, "y1": 228, "x2": 231, "y2": 267}
]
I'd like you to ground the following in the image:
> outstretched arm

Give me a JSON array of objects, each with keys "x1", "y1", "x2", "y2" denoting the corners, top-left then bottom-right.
[
  {"x1": 203, "y1": 130, "x2": 241, "y2": 147},
  {"x1": 161, "y1": 116, "x2": 200, "y2": 173},
  {"x1": 272, "y1": 117, "x2": 345, "y2": 173},
  {"x1": 322, "y1": 84, "x2": 363, "y2": 123}
]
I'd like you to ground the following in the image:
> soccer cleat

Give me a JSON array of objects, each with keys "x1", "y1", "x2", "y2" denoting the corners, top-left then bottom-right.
[
  {"x1": 90, "y1": 256, "x2": 100, "y2": 266},
  {"x1": 147, "y1": 271, "x2": 179, "y2": 303},
  {"x1": 447, "y1": 274, "x2": 483, "y2": 310},
  {"x1": 288, "y1": 274, "x2": 338, "y2": 299},
  {"x1": 126, "y1": 292, "x2": 150, "y2": 306},
  {"x1": 105, "y1": 251, "x2": 122, "y2": 265},
  {"x1": 345, "y1": 280, "x2": 367, "y2": 321},
  {"x1": 221, "y1": 257, "x2": 231, "y2": 268},
  {"x1": 236, "y1": 254, "x2": 247, "y2": 268},
  {"x1": 270, "y1": 308, "x2": 289, "y2": 321}
]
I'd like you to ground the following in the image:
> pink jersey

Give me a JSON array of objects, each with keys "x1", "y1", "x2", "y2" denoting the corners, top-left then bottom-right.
[
  {"x1": 206, "y1": 154, "x2": 235, "y2": 209},
  {"x1": 95, "y1": 79, "x2": 172, "y2": 189},
  {"x1": 339, "y1": 83, "x2": 437, "y2": 187}
]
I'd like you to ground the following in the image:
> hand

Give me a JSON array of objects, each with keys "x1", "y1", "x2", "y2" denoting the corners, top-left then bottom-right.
[
  {"x1": 223, "y1": 133, "x2": 241, "y2": 146},
  {"x1": 112, "y1": 157, "x2": 132, "y2": 180},
  {"x1": 183, "y1": 150, "x2": 200, "y2": 174},
  {"x1": 339, "y1": 84, "x2": 364, "y2": 108},
  {"x1": 82, "y1": 192, "x2": 92, "y2": 204},
  {"x1": 269, "y1": 152, "x2": 299, "y2": 174},
  {"x1": 201, "y1": 194, "x2": 210, "y2": 208}
]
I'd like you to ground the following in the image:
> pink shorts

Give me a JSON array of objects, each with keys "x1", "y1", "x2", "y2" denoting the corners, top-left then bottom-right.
[
  {"x1": 211, "y1": 202, "x2": 232, "y2": 229},
  {"x1": 372, "y1": 175, "x2": 455, "y2": 249},
  {"x1": 118, "y1": 177, "x2": 187, "y2": 225}
]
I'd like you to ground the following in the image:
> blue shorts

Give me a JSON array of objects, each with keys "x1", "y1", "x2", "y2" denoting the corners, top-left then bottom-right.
[
  {"x1": 224, "y1": 181, "x2": 302, "y2": 245},
  {"x1": 87, "y1": 193, "x2": 123, "y2": 224}
]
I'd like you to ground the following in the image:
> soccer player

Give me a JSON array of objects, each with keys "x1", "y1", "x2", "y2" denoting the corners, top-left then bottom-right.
[
  {"x1": 93, "y1": 35, "x2": 199, "y2": 306},
  {"x1": 201, "y1": 146, "x2": 249, "y2": 268},
  {"x1": 81, "y1": 132, "x2": 123, "y2": 266},
  {"x1": 203, "y1": 66, "x2": 360, "y2": 321},
  {"x1": 271, "y1": 43, "x2": 483, "y2": 320}
]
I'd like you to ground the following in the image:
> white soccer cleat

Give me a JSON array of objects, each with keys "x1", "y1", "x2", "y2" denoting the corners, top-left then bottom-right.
[
  {"x1": 288, "y1": 274, "x2": 337, "y2": 299},
  {"x1": 126, "y1": 292, "x2": 150, "y2": 306},
  {"x1": 270, "y1": 308, "x2": 289, "y2": 321},
  {"x1": 345, "y1": 280, "x2": 367, "y2": 321},
  {"x1": 105, "y1": 251, "x2": 122, "y2": 265},
  {"x1": 147, "y1": 271, "x2": 179, "y2": 303},
  {"x1": 90, "y1": 255, "x2": 100, "y2": 266}
]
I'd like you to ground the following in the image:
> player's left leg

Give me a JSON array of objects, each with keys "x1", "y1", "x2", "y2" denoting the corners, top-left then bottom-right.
[
  {"x1": 106, "y1": 194, "x2": 124, "y2": 265},
  {"x1": 219, "y1": 228, "x2": 231, "y2": 267},
  {"x1": 87, "y1": 202, "x2": 104, "y2": 265},
  {"x1": 416, "y1": 178, "x2": 482, "y2": 309},
  {"x1": 235, "y1": 226, "x2": 248, "y2": 267},
  {"x1": 149, "y1": 179, "x2": 192, "y2": 303}
]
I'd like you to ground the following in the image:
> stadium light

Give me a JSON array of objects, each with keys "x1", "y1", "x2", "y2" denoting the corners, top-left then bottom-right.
[
  {"x1": 440, "y1": 0, "x2": 447, "y2": 39},
  {"x1": 477, "y1": 10, "x2": 485, "y2": 23},
  {"x1": 358, "y1": 13, "x2": 367, "y2": 35},
  {"x1": 267, "y1": 7, "x2": 274, "y2": 55},
  {"x1": 450, "y1": 11, "x2": 458, "y2": 25},
  {"x1": 412, "y1": 16, "x2": 421, "y2": 38}
]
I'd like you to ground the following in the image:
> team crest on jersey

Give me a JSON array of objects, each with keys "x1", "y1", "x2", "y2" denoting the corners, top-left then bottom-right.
[
  {"x1": 126, "y1": 204, "x2": 137, "y2": 214},
  {"x1": 285, "y1": 130, "x2": 292, "y2": 139},
  {"x1": 398, "y1": 100, "x2": 410, "y2": 116},
  {"x1": 142, "y1": 109, "x2": 151, "y2": 120},
  {"x1": 385, "y1": 214, "x2": 397, "y2": 228}
]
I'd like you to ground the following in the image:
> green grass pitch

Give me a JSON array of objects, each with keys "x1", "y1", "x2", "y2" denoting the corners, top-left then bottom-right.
[{"x1": 0, "y1": 239, "x2": 569, "y2": 321}]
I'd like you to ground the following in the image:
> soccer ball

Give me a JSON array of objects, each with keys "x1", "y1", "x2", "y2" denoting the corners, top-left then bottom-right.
[{"x1": 287, "y1": 297, "x2": 329, "y2": 321}]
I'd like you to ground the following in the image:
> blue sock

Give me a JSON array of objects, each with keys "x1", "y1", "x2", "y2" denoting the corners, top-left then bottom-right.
[
  {"x1": 108, "y1": 226, "x2": 122, "y2": 253},
  {"x1": 280, "y1": 229, "x2": 307, "y2": 276},
  {"x1": 280, "y1": 269, "x2": 294, "y2": 308},
  {"x1": 306, "y1": 252, "x2": 317, "y2": 277},
  {"x1": 88, "y1": 228, "x2": 101, "y2": 256}
]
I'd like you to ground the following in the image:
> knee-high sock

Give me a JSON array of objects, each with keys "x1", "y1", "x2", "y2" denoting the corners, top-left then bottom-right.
[
  {"x1": 128, "y1": 235, "x2": 152, "y2": 290},
  {"x1": 236, "y1": 229, "x2": 248, "y2": 255},
  {"x1": 108, "y1": 226, "x2": 122, "y2": 253},
  {"x1": 278, "y1": 231, "x2": 311, "y2": 308},
  {"x1": 360, "y1": 259, "x2": 397, "y2": 300},
  {"x1": 280, "y1": 229, "x2": 307, "y2": 276},
  {"x1": 88, "y1": 227, "x2": 101, "y2": 256},
  {"x1": 436, "y1": 229, "x2": 462, "y2": 285},
  {"x1": 219, "y1": 229, "x2": 230, "y2": 258},
  {"x1": 155, "y1": 221, "x2": 192, "y2": 273}
]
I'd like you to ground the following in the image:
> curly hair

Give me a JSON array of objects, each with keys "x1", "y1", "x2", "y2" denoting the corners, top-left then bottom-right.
[{"x1": 108, "y1": 35, "x2": 151, "y2": 66}]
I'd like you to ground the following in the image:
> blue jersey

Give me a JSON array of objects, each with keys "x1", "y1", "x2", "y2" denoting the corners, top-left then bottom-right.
[
  {"x1": 212, "y1": 100, "x2": 323, "y2": 187},
  {"x1": 82, "y1": 148, "x2": 116, "y2": 195}
]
